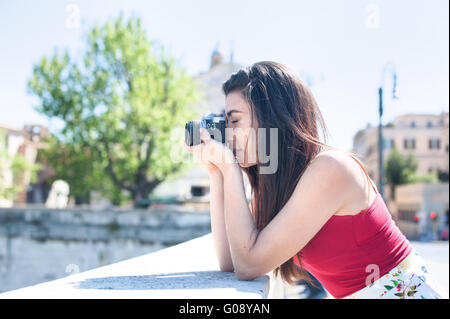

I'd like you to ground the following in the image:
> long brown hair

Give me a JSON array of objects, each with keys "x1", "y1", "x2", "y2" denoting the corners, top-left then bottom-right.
[{"x1": 222, "y1": 61, "x2": 373, "y2": 285}]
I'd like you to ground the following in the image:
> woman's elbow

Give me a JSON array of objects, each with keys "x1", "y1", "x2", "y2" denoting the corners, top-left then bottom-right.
[
  {"x1": 235, "y1": 267, "x2": 259, "y2": 281},
  {"x1": 219, "y1": 265, "x2": 234, "y2": 272},
  {"x1": 219, "y1": 262, "x2": 234, "y2": 273},
  {"x1": 235, "y1": 271, "x2": 257, "y2": 281}
]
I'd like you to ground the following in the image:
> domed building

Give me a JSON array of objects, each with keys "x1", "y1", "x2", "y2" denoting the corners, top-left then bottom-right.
[{"x1": 151, "y1": 46, "x2": 251, "y2": 206}]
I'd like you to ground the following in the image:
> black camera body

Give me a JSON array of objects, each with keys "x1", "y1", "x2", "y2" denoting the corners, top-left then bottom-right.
[{"x1": 185, "y1": 112, "x2": 226, "y2": 146}]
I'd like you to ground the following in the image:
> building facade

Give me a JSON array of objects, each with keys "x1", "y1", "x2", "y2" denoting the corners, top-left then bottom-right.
[
  {"x1": 353, "y1": 112, "x2": 449, "y2": 185},
  {"x1": 1, "y1": 48, "x2": 248, "y2": 208},
  {"x1": 152, "y1": 48, "x2": 253, "y2": 204},
  {"x1": 352, "y1": 112, "x2": 449, "y2": 240},
  {"x1": 0, "y1": 124, "x2": 53, "y2": 207},
  {"x1": 393, "y1": 182, "x2": 449, "y2": 241},
  {"x1": 353, "y1": 112, "x2": 449, "y2": 187}
]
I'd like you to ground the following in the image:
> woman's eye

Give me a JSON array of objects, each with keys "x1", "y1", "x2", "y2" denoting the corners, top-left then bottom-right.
[{"x1": 231, "y1": 120, "x2": 239, "y2": 124}]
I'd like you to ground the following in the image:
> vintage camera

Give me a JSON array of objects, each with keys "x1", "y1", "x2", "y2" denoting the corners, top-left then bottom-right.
[{"x1": 185, "y1": 112, "x2": 226, "y2": 146}]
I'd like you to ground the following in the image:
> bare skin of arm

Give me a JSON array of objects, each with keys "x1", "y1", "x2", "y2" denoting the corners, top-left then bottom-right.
[
  {"x1": 208, "y1": 169, "x2": 235, "y2": 272},
  {"x1": 184, "y1": 142, "x2": 238, "y2": 272}
]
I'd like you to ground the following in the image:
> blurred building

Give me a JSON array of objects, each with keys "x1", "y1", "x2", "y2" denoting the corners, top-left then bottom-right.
[
  {"x1": 0, "y1": 124, "x2": 54, "y2": 207},
  {"x1": 353, "y1": 112, "x2": 449, "y2": 182},
  {"x1": 394, "y1": 182, "x2": 448, "y2": 241},
  {"x1": 194, "y1": 47, "x2": 241, "y2": 115},
  {"x1": 1, "y1": 48, "x2": 250, "y2": 209},
  {"x1": 151, "y1": 47, "x2": 253, "y2": 205},
  {"x1": 352, "y1": 112, "x2": 449, "y2": 240}
]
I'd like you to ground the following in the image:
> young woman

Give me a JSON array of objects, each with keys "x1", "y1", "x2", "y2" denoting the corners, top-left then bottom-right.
[{"x1": 184, "y1": 61, "x2": 448, "y2": 299}]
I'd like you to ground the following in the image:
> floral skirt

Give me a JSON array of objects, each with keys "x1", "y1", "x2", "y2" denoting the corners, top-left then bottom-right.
[{"x1": 343, "y1": 249, "x2": 449, "y2": 299}]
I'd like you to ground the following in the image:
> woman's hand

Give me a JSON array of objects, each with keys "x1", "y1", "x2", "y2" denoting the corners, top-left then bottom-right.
[
  {"x1": 184, "y1": 143, "x2": 221, "y2": 176},
  {"x1": 184, "y1": 128, "x2": 238, "y2": 175}
]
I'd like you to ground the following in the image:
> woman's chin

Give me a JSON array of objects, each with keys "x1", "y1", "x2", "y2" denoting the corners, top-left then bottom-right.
[
  {"x1": 237, "y1": 161, "x2": 257, "y2": 168},
  {"x1": 234, "y1": 152, "x2": 257, "y2": 168}
]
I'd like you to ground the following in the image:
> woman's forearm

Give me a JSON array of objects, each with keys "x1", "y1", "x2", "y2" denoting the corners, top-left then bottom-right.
[
  {"x1": 208, "y1": 170, "x2": 234, "y2": 272},
  {"x1": 222, "y1": 164, "x2": 258, "y2": 277}
]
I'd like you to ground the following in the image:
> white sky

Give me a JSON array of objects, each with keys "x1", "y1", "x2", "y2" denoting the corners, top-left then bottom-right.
[{"x1": 0, "y1": 0, "x2": 448, "y2": 152}]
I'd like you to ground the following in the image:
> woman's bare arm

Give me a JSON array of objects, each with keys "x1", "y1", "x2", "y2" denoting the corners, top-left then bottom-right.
[{"x1": 209, "y1": 170, "x2": 234, "y2": 272}]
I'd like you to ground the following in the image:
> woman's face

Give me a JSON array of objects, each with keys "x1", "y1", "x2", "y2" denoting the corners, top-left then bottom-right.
[{"x1": 225, "y1": 91, "x2": 258, "y2": 168}]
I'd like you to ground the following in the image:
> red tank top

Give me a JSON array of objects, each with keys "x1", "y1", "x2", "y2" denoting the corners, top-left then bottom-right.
[{"x1": 293, "y1": 155, "x2": 413, "y2": 299}]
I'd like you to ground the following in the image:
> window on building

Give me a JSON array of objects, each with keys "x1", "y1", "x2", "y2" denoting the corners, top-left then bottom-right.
[
  {"x1": 383, "y1": 138, "x2": 395, "y2": 150},
  {"x1": 191, "y1": 186, "x2": 209, "y2": 197},
  {"x1": 404, "y1": 138, "x2": 416, "y2": 150},
  {"x1": 428, "y1": 138, "x2": 441, "y2": 150},
  {"x1": 32, "y1": 126, "x2": 41, "y2": 135},
  {"x1": 427, "y1": 121, "x2": 433, "y2": 128},
  {"x1": 446, "y1": 144, "x2": 449, "y2": 153},
  {"x1": 398, "y1": 210, "x2": 417, "y2": 222},
  {"x1": 410, "y1": 121, "x2": 416, "y2": 128}
]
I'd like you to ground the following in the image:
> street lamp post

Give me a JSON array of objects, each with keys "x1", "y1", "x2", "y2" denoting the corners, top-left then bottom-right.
[{"x1": 378, "y1": 63, "x2": 398, "y2": 202}]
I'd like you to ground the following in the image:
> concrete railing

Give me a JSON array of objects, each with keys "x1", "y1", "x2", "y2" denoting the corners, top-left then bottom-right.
[
  {"x1": 0, "y1": 233, "x2": 284, "y2": 299},
  {"x1": 0, "y1": 205, "x2": 213, "y2": 292}
]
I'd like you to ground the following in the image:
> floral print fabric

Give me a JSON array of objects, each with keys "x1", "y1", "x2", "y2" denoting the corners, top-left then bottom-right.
[{"x1": 343, "y1": 249, "x2": 449, "y2": 299}]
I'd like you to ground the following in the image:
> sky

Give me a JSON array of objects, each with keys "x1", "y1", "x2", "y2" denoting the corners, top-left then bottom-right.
[{"x1": 0, "y1": 0, "x2": 448, "y2": 152}]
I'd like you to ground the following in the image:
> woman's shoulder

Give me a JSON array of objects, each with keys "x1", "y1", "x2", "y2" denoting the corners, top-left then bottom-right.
[
  {"x1": 314, "y1": 148, "x2": 349, "y2": 160},
  {"x1": 313, "y1": 149, "x2": 359, "y2": 173},
  {"x1": 311, "y1": 149, "x2": 353, "y2": 171},
  {"x1": 309, "y1": 149, "x2": 372, "y2": 214},
  {"x1": 313, "y1": 149, "x2": 369, "y2": 186},
  {"x1": 303, "y1": 149, "x2": 356, "y2": 188}
]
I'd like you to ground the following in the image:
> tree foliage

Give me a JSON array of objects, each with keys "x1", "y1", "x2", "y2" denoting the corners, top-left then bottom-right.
[
  {"x1": 28, "y1": 14, "x2": 202, "y2": 206},
  {"x1": 384, "y1": 145, "x2": 419, "y2": 201}
]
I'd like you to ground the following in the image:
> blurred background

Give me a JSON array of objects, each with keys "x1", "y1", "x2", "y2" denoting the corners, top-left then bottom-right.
[{"x1": 0, "y1": 0, "x2": 448, "y2": 298}]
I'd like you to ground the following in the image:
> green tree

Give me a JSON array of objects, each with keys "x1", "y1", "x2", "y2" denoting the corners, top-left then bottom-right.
[
  {"x1": 28, "y1": 14, "x2": 202, "y2": 207},
  {"x1": 406, "y1": 171, "x2": 439, "y2": 184},
  {"x1": 384, "y1": 145, "x2": 418, "y2": 201},
  {"x1": 35, "y1": 138, "x2": 100, "y2": 205},
  {"x1": 0, "y1": 130, "x2": 41, "y2": 202}
]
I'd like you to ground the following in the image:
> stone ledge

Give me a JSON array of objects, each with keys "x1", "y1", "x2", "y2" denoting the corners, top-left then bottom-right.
[
  {"x1": 0, "y1": 233, "x2": 272, "y2": 299},
  {"x1": 0, "y1": 207, "x2": 212, "y2": 245}
]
